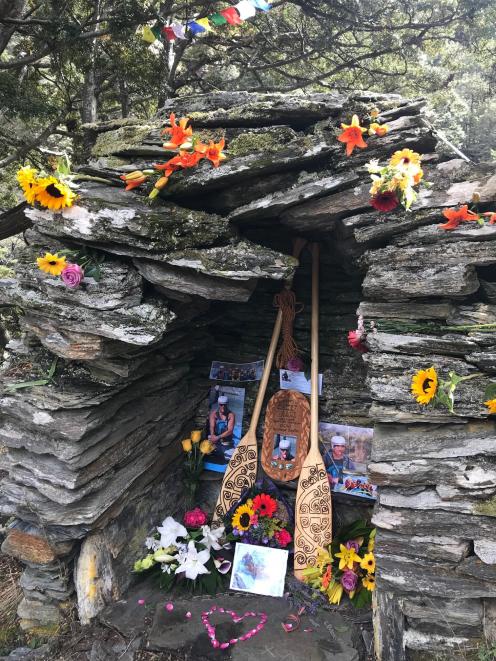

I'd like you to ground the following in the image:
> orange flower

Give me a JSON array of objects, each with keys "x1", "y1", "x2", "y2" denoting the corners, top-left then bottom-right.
[
  {"x1": 322, "y1": 565, "x2": 333, "y2": 590},
  {"x1": 483, "y1": 212, "x2": 496, "y2": 225},
  {"x1": 195, "y1": 139, "x2": 226, "y2": 167},
  {"x1": 162, "y1": 113, "x2": 193, "y2": 149},
  {"x1": 337, "y1": 115, "x2": 367, "y2": 156},
  {"x1": 154, "y1": 150, "x2": 204, "y2": 177},
  {"x1": 439, "y1": 205, "x2": 480, "y2": 231},
  {"x1": 369, "y1": 122, "x2": 389, "y2": 137},
  {"x1": 124, "y1": 175, "x2": 146, "y2": 190}
]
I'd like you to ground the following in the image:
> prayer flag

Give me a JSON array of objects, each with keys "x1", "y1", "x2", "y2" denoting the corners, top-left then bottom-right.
[
  {"x1": 162, "y1": 26, "x2": 176, "y2": 41},
  {"x1": 171, "y1": 23, "x2": 187, "y2": 39},
  {"x1": 187, "y1": 20, "x2": 207, "y2": 35},
  {"x1": 151, "y1": 24, "x2": 163, "y2": 41},
  {"x1": 251, "y1": 0, "x2": 271, "y2": 10},
  {"x1": 220, "y1": 7, "x2": 243, "y2": 25},
  {"x1": 235, "y1": 0, "x2": 257, "y2": 19},
  {"x1": 196, "y1": 17, "x2": 212, "y2": 31},
  {"x1": 209, "y1": 12, "x2": 228, "y2": 25}
]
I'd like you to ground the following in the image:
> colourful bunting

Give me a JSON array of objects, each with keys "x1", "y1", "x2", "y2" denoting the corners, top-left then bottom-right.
[
  {"x1": 142, "y1": 25, "x2": 157, "y2": 43},
  {"x1": 171, "y1": 23, "x2": 187, "y2": 39},
  {"x1": 187, "y1": 20, "x2": 207, "y2": 35},
  {"x1": 196, "y1": 17, "x2": 212, "y2": 31},
  {"x1": 151, "y1": 24, "x2": 163, "y2": 41},
  {"x1": 162, "y1": 26, "x2": 176, "y2": 41},
  {"x1": 235, "y1": 0, "x2": 257, "y2": 19},
  {"x1": 220, "y1": 7, "x2": 243, "y2": 25},
  {"x1": 209, "y1": 12, "x2": 228, "y2": 25},
  {"x1": 251, "y1": 0, "x2": 271, "y2": 10}
]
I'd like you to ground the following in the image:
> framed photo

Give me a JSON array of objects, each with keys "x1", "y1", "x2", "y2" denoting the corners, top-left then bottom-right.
[
  {"x1": 203, "y1": 386, "x2": 245, "y2": 474},
  {"x1": 210, "y1": 360, "x2": 264, "y2": 382},
  {"x1": 319, "y1": 422, "x2": 377, "y2": 501},
  {"x1": 230, "y1": 543, "x2": 288, "y2": 597}
]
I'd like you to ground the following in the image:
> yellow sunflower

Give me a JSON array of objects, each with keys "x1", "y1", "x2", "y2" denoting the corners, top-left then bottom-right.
[
  {"x1": 362, "y1": 574, "x2": 376, "y2": 591},
  {"x1": 485, "y1": 399, "x2": 496, "y2": 415},
  {"x1": 389, "y1": 148, "x2": 422, "y2": 168},
  {"x1": 35, "y1": 176, "x2": 76, "y2": 211},
  {"x1": 411, "y1": 366, "x2": 438, "y2": 405},
  {"x1": 36, "y1": 252, "x2": 67, "y2": 276},
  {"x1": 360, "y1": 552, "x2": 376, "y2": 573},
  {"x1": 16, "y1": 165, "x2": 39, "y2": 204},
  {"x1": 232, "y1": 503, "x2": 254, "y2": 532}
]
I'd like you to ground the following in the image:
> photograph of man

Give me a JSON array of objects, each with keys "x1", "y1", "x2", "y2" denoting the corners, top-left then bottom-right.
[
  {"x1": 272, "y1": 435, "x2": 295, "y2": 461},
  {"x1": 324, "y1": 435, "x2": 355, "y2": 486},
  {"x1": 208, "y1": 395, "x2": 235, "y2": 452}
]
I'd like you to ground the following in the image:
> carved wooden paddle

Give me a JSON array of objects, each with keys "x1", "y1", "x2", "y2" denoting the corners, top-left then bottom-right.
[
  {"x1": 294, "y1": 243, "x2": 333, "y2": 579},
  {"x1": 212, "y1": 238, "x2": 307, "y2": 526}
]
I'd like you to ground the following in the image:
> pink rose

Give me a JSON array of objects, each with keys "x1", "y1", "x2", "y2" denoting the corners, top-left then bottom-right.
[
  {"x1": 286, "y1": 356, "x2": 304, "y2": 372},
  {"x1": 183, "y1": 507, "x2": 208, "y2": 528},
  {"x1": 61, "y1": 263, "x2": 84, "y2": 289}
]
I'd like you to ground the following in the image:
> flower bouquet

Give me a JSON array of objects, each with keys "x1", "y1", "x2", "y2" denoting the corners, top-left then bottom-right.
[
  {"x1": 366, "y1": 148, "x2": 425, "y2": 212},
  {"x1": 224, "y1": 484, "x2": 293, "y2": 550},
  {"x1": 181, "y1": 431, "x2": 214, "y2": 507},
  {"x1": 36, "y1": 246, "x2": 105, "y2": 288},
  {"x1": 302, "y1": 520, "x2": 376, "y2": 608},
  {"x1": 133, "y1": 509, "x2": 231, "y2": 594}
]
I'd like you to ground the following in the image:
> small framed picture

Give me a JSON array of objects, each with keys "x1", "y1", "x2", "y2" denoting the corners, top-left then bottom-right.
[{"x1": 230, "y1": 543, "x2": 288, "y2": 598}]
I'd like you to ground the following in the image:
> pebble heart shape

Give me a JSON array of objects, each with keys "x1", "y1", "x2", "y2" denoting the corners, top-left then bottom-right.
[{"x1": 201, "y1": 605, "x2": 268, "y2": 649}]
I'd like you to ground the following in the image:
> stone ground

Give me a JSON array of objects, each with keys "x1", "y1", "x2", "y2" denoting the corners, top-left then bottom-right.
[{"x1": 0, "y1": 574, "x2": 373, "y2": 661}]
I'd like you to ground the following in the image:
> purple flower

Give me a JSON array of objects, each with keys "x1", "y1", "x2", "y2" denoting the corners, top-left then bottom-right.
[
  {"x1": 233, "y1": 528, "x2": 239, "y2": 536},
  {"x1": 345, "y1": 540, "x2": 361, "y2": 553},
  {"x1": 341, "y1": 569, "x2": 358, "y2": 592},
  {"x1": 61, "y1": 263, "x2": 84, "y2": 289}
]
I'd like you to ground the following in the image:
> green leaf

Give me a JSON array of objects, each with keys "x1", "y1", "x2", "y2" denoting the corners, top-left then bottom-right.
[
  {"x1": 6, "y1": 379, "x2": 50, "y2": 390},
  {"x1": 351, "y1": 587, "x2": 372, "y2": 608},
  {"x1": 484, "y1": 383, "x2": 496, "y2": 400},
  {"x1": 46, "y1": 357, "x2": 58, "y2": 380}
]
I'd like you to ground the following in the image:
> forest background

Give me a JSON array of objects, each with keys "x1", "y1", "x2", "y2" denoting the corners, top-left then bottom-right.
[{"x1": 0, "y1": 0, "x2": 495, "y2": 213}]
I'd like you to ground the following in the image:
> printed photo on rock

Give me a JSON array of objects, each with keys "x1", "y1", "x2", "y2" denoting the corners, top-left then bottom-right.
[
  {"x1": 203, "y1": 386, "x2": 245, "y2": 474},
  {"x1": 319, "y1": 422, "x2": 377, "y2": 500},
  {"x1": 230, "y1": 542, "x2": 288, "y2": 598},
  {"x1": 209, "y1": 360, "x2": 264, "y2": 382}
]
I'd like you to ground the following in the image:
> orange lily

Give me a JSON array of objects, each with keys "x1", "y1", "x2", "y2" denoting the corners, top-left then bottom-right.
[
  {"x1": 194, "y1": 138, "x2": 226, "y2": 167},
  {"x1": 154, "y1": 150, "x2": 204, "y2": 177},
  {"x1": 369, "y1": 122, "x2": 389, "y2": 137},
  {"x1": 483, "y1": 212, "x2": 496, "y2": 225},
  {"x1": 439, "y1": 205, "x2": 480, "y2": 231},
  {"x1": 337, "y1": 115, "x2": 367, "y2": 156},
  {"x1": 162, "y1": 113, "x2": 193, "y2": 149},
  {"x1": 124, "y1": 175, "x2": 146, "y2": 191}
]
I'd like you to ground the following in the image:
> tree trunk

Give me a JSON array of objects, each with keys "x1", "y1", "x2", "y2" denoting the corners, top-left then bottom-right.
[
  {"x1": 81, "y1": 0, "x2": 101, "y2": 124},
  {"x1": 0, "y1": 0, "x2": 26, "y2": 55}
]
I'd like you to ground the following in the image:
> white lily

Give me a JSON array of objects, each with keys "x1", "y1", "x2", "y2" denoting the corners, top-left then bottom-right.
[
  {"x1": 175, "y1": 540, "x2": 211, "y2": 580},
  {"x1": 200, "y1": 524, "x2": 225, "y2": 551},
  {"x1": 153, "y1": 547, "x2": 177, "y2": 563},
  {"x1": 156, "y1": 516, "x2": 187, "y2": 548},
  {"x1": 145, "y1": 536, "x2": 160, "y2": 551}
]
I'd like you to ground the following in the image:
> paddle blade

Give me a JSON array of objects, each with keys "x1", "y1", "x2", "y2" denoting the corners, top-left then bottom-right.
[
  {"x1": 293, "y1": 455, "x2": 332, "y2": 580},
  {"x1": 212, "y1": 435, "x2": 257, "y2": 525}
]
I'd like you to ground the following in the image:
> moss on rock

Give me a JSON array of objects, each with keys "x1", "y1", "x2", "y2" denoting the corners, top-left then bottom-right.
[{"x1": 91, "y1": 124, "x2": 158, "y2": 157}]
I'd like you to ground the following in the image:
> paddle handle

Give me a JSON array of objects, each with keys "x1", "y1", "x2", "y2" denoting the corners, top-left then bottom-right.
[
  {"x1": 310, "y1": 243, "x2": 319, "y2": 451},
  {"x1": 249, "y1": 237, "x2": 307, "y2": 434}
]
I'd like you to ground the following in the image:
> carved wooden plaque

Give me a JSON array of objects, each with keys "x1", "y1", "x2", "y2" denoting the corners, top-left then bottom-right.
[{"x1": 261, "y1": 389, "x2": 310, "y2": 482}]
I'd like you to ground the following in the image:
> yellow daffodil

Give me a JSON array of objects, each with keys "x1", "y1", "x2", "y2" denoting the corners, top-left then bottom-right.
[
  {"x1": 232, "y1": 503, "x2": 254, "y2": 532},
  {"x1": 334, "y1": 544, "x2": 361, "y2": 570},
  {"x1": 411, "y1": 366, "x2": 438, "y2": 405},
  {"x1": 360, "y1": 552, "x2": 376, "y2": 574},
  {"x1": 362, "y1": 574, "x2": 376, "y2": 591},
  {"x1": 35, "y1": 176, "x2": 76, "y2": 211},
  {"x1": 182, "y1": 438, "x2": 192, "y2": 452},
  {"x1": 36, "y1": 252, "x2": 67, "y2": 276},
  {"x1": 327, "y1": 580, "x2": 344, "y2": 604},
  {"x1": 199, "y1": 439, "x2": 214, "y2": 454},
  {"x1": 485, "y1": 399, "x2": 496, "y2": 414},
  {"x1": 16, "y1": 165, "x2": 39, "y2": 204}
]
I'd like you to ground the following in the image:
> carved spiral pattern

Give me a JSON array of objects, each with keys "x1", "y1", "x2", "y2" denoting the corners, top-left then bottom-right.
[{"x1": 213, "y1": 445, "x2": 257, "y2": 523}]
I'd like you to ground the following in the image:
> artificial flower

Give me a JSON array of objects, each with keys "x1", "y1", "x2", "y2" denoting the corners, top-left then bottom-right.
[
  {"x1": 36, "y1": 252, "x2": 67, "y2": 276},
  {"x1": 389, "y1": 148, "x2": 422, "y2": 169},
  {"x1": 439, "y1": 205, "x2": 480, "y2": 230},
  {"x1": 370, "y1": 191, "x2": 399, "y2": 212},
  {"x1": 183, "y1": 508, "x2": 208, "y2": 528},
  {"x1": 411, "y1": 366, "x2": 438, "y2": 405},
  {"x1": 485, "y1": 399, "x2": 496, "y2": 414},
  {"x1": 360, "y1": 552, "x2": 376, "y2": 574},
  {"x1": 232, "y1": 503, "x2": 255, "y2": 532},
  {"x1": 321, "y1": 565, "x2": 332, "y2": 590},
  {"x1": 156, "y1": 516, "x2": 187, "y2": 548},
  {"x1": 483, "y1": 212, "x2": 496, "y2": 225},
  {"x1": 199, "y1": 524, "x2": 225, "y2": 551},
  {"x1": 162, "y1": 113, "x2": 193, "y2": 149},
  {"x1": 213, "y1": 557, "x2": 232, "y2": 574},
  {"x1": 327, "y1": 580, "x2": 344, "y2": 605},
  {"x1": 337, "y1": 115, "x2": 367, "y2": 156},
  {"x1": 191, "y1": 430, "x2": 202, "y2": 443},
  {"x1": 274, "y1": 529, "x2": 292, "y2": 547},
  {"x1": 194, "y1": 139, "x2": 226, "y2": 167},
  {"x1": 335, "y1": 544, "x2": 361, "y2": 571},
  {"x1": 199, "y1": 439, "x2": 214, "y2": 454},
  {"x1": 35, "y1": 176, "x2": 76, "y2": 210},
  {"x1": 175, "y1": 540, "x2": 210, "y2": 580},
  {"x1": 16, "y1": 165, "x2": 38, "y2": 204},
  {"x1": 182, "y1": 438, "x2": 192, "y2": 452},
  {"x1": 252, "y1": 493, "x2": 277, "y2": 518},
  {"x1": 362, "y1": 574, "x2": 376, "y2": 591},
  {"x1": 369, "y1": 123, "x2": 389, "y2": 137},
  {"x1": 341, "y1": 569, "x2": 358, "y2": 592},
  {"x1": 61, "y1": 263, "x2": 84, "y2": 289}
]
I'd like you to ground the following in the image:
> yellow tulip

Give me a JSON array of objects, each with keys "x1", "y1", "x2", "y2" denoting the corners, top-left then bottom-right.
[
  {"x1": 182, "y1": 438, "x2": 192, "y2": 452},
  {"x1": 199, "y1": 440, "x2": 214, "y2": 455},
  {"x1": 191, "y1": 430, "x2": 202, "y2": 443}
]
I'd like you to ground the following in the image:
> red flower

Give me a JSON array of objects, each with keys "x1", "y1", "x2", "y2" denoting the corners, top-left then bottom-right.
[
  {"x1": 438, "y1": 205, "x2": 479, "y2": 230},
  {"x1": 252, "y1": 493, "x2": 277, "y2": 518},
  {"x1": 348, "y1": 330, "x2": 368, "y2": 353},
  {"x1": 337, "y1": 115, "x2": 367, "y2": 157},
  {"x1": 274, "y1": 529, "x2": 292, "y2": 548},
  {"x1": 183, "y1": 508, "x2": 208, "y2": 527},
  {"x1": 370, "y1": 191, "x2": 399, "y2": 212}
]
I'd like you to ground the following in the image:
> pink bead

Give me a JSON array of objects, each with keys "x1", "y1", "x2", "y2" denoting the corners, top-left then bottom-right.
[
  {"x1": 185, "y1": 612, "x2": 192, "y2": 619},
  {"x1": 230, "y1": 639, "x2": 238, "y2": 644},
  {"x1": 220, "y1": 643, "x2": 230, "y2": 650},
  {"x1": 165, "y1": 603, "x2": 174, "y2": 612},
  {"x1": 218, "y1": 607, "x2": 225, "y2": 613},
  {"x1": 239, "y1": 634, "x2": 247, "y2": 641},
  {"x1": 137, "y1": 599, "x2": 145, "y2": 605},
  {"x1": 212, "y1": 640, "x2": 220, "y2": 649}
]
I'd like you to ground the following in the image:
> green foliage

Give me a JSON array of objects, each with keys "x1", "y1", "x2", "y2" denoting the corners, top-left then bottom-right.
[{"x1": 477, "y1": 642, "x2": 496, "y2": 661}]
